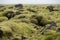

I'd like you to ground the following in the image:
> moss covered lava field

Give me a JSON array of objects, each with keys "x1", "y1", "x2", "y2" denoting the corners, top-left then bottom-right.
[{"x1": 0, "y1": 4, "x2": 60, "y2": 40}]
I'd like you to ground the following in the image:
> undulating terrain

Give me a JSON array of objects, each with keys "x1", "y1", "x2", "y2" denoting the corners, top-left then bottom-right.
[{"x1": 0, "y1": 4, "x2": 60, "y2": 40}]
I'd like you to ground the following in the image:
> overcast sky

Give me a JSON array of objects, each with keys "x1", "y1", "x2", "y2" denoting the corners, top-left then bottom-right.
[{"x1": 0, "y1": 0, "x2": 60, "y2": 4}]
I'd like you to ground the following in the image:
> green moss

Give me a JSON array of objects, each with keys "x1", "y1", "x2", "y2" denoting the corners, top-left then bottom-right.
[
  {"x1": 0, "y1": 17, "x2": 8, "y2": 22},
  {"x1": 0, "y1": 4, "x2": 60, "y2": 40}
]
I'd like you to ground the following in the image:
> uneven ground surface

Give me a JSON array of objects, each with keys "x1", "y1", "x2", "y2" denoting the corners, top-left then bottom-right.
[{"x1": 0, "y1": 4, "x2": 60, "y2": 40}]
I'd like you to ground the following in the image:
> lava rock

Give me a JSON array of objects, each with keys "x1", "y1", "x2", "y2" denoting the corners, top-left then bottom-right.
[
  {"x1": 15, "y1": 11, "x2": 22, "y2": 15},
  {"x1": 27, "y1": 9, "x2": 37, "y2": 13},
  {"x1": 46, "y1": 6, "x2": 54, "y2": 12},
  {"x1": 21, "y1": 36, "x2": 27, "y2": 40},
  {"x1": 4, "y1": 11, "x2": 15, "y2": 19},
  {"x1": 15, "y1": 4, "x2": 23, "y2": 9},
  {"x1": 0, "y1": 30, "x2": 3, "y2": 38},
  {"x1": 57, "y1": 28, "x2": 60, "y2": 32}
]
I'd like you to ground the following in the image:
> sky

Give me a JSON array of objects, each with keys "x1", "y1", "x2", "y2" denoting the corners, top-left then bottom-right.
[{"x1": 0, "y1": 0, "x2": 60, "y2": 4}]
